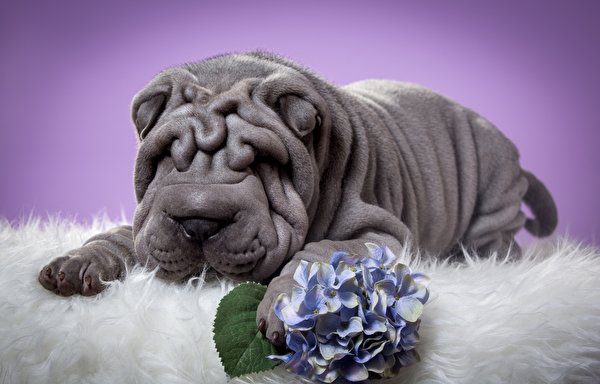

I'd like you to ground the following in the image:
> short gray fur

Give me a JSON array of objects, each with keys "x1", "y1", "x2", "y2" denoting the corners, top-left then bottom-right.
[{"x1": 39, "y1": 52, "x2": 557, "y2": 345}]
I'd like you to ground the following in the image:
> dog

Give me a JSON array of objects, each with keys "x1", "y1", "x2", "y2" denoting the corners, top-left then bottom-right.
[{"x1": 38, "y1": 51, "x2": 557, "y2": 345}]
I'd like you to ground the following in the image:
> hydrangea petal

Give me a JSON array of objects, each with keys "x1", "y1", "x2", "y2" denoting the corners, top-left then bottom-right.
[
  {"x1": 291, "y1": 319, "x2": 317, "y2": 331},
  {"x1": 317, "y1": 369, "x2": 339, "y2": 384},
  {"x1": 392, "y1": 263, "x2": 411, "y2": 283},
  {"x1": 338, "y1": 291, "x2": 360, "y2": 309},
  {"x1": 363, "y1": 312, "x2": 387, "y2": 335},
  {"x1": 293, "y1": 260, "x2": 310, "y2": 287},
  {"x1": 399, "y1": 323, "x2": 420, "y2": 349},
  {"x1": 323, "y1": 290, "x2": 342, "y2": 313},
  {"x1": 303, "y1": 285, "x2": 326, "y2": 313},
  {"x1": 397, "y1": 274, "x2": 419, "y2": 297},
  {"x1": 408, "y1": 286, "x2": 425, "y2": 301},
  {"x1": 317, "y1": 263, "x2": 336, "y2": 288},
  {"x1": 364, "y1": 338, "x2": 388, "y2": 358},
  {"x1": 400, "y1": 331, "x2": 419, "y2": 350},
  {"x1": 354, "y1": 348, "x2": 372, "y2": 364},
  {"x1": 395, "y1": 349, "x2": 420, "y2": 368},
  {"x1": 313, "y1": 351, "x2": 328, "y2": 366},
  {"x1": 286, "y1": 332, "x2": 308, "y2": 352},
  {"x1": 365, "y1": 242, "x2": 384, "y2": 261},
  {"x1": 312, "y1": 363, "x2": 327, "y2": 376},
  {"x1": 335, "y1": 269, "x2": 358, "y2": 289},
  {"x1": 289, "y1": 357, "x2": 314, "y2": 378},
  {"x1": 291, "y1": 286, "x2": 306, "y2": 308},
  {"x1": 340, "y1": 305, "x2": 357, "y2": 322},
  {"x1": 374, "y1": 278, "x2": 396, "y2": 297},
  {"x1": 336, "y1": 336, "x2": 351, "y2": 348},
  {"x1": 267, "y1": 352, "x2": 293, "y2": 364},
  {"x1": 319, "y1": 340, "x2": 349, "y2": 361},
  {"x1": 331, "y1": 251, "x2": 358, "y2": 269},
  {"x1": 315, "y1": 313, "x2": 341, "y2": 338},
  {"x1": 365, "y1": 353, "x2": 386, "y2": 374},
  {"x1": 412, "y1": 285, "x2": 430, "y2": 304},
  {"x1": 336, "y1": 261, "x2": 362, "y2": 281},
  {"x1": 274, "y1": 293, "x2": 290, "y2": 322},
  {"x1": 396, "y1": 296, "x2": 424, "y2": 322},
  {"x1": 337, "y1": 316, "x2": 363, "y2": 338},
  {"x1": 370, "y1": 289, "x2": 388, "y2": 315},
  {"x1": 361, "y1": 264, "x2": 374, "y2": 290},
  {"x1": 308, "y1": 262, "x2": 323, "y2": 285},
  {"x1": 370, "y1": 267, "x2": 388, "y2": 285},
  {"x1": 305, "y1": 331, "x2": 318, "y2": 350},
  {"x1": 385, "y1": 323, "x2": 397, "y2": 346},
  {"x1": 382, "y1": 246, "x2": 398, "y2": 267},
  {"x1": 281, "y1": 302, "x2": 312, "y2": 326},
  {"x1": 340, "y1": 360, "x2": 369, "y2": 382}
]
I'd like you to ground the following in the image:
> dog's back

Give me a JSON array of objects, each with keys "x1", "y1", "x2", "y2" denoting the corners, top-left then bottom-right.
[{"x1": 343, "y1": 79, "x2": 557, "y2": 256}]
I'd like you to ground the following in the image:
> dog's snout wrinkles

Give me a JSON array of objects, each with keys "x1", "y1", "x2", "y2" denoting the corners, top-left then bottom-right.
[{"x1": 178, "y1": 217, "x2": 226, "y2": 242}]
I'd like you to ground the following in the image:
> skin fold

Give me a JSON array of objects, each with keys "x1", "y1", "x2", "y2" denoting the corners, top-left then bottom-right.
[{"x1": 38, "y1": 52, "x2": 557, "y2": 345}]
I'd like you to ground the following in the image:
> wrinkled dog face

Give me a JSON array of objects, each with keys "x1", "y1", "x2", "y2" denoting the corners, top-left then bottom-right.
[{"x1": 131, "y1": 54, "x2": 329, "y2": 282}]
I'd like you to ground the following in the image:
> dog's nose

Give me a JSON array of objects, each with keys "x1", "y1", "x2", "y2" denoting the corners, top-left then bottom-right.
[{"x1": 177, "y1": 217, "x2": 226, "y2": 242}]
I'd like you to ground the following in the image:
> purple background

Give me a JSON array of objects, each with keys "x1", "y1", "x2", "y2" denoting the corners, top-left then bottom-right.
[{"x1": 1, "y1": 1, "x2": 598, "y2": 246}]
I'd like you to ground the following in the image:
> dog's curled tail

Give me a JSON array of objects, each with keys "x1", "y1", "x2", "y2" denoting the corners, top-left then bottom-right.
[{"x1": 522, "y1": 170, "x2": 558, "y2": 237}]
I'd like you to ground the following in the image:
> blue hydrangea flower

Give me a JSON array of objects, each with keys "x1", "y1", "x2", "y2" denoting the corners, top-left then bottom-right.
[{"x1": 269, "y1": 243, "x2": 430, "y2": 383}]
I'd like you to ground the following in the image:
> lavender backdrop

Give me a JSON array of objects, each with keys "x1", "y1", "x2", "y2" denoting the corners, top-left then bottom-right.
[{"x1": 1, "y1": 1, "x2": 598, "y2": 246}]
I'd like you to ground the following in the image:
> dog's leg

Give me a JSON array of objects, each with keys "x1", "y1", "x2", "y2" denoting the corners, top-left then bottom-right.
[
  {"x1": 463, "y1": 176, "x2": 528, "y2": 256},
  {"x1": 454, "y1": 110, "x2": 532, "y2": 259},
  {"x1": 38, "y1": 225, "x2": 135, "y2": 296},
  {"x1": 462, "y1": 118, "x2": 530, "y2": 257},
  {"x1": 257, "y1": 233, "x2": 403, "y2": 346}
]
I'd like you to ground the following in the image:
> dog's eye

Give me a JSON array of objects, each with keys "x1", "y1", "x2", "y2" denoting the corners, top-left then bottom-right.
[{"x1": 315, "y1": 115, "x2": 322, "y2": 129}]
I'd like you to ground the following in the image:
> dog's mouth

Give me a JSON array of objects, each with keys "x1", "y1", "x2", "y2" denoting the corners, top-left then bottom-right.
[
  {"x1": 179, "y1": 213, "x2": 270, "y2": 279},
  {"x1": 143, "y1": 209, "x2": 270, "y2": 281},
  {"x1": 201, "y1": 235, "x2": 267, "y2": 277},
  {"x1": 148, "y1": 239, "x2": 198, "y2": 279},
  {"x1": 143, "y1": 213, "x2": 202, "y2": 279}
]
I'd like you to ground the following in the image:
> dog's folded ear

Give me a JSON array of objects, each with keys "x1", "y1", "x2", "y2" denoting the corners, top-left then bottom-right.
[
  {"x1": 132, "y1": 91, "x2": 168, "y2": 140},
  {"x1": 277, "y1": 94, "x2": 321, "y2": 138}
]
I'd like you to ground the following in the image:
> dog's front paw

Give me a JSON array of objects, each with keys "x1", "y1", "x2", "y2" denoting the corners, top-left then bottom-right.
[
  {"x1": 38, "y1": 245, "x2": 121, "y2": 297},
  {"x1": 256, "y1": 274, "x2": 294, "y2": 346}
]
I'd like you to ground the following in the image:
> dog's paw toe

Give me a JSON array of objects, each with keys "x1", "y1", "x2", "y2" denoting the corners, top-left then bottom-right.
[
  {"x1": 80, "y1": 263, "x2": 108, "y2": 296},
  {"x1": 256, "y1": 277, "x2": 291, "y2": 346},
  {"x1": 256, "y1": 304, "x2": 285, "y2": 346},
  {"x1": 39, "y1": 255, "x2": 71, "y2": 294},
  {"x1": 264, "y1": 308, "x2": 286, "y2": 346},
  {"x1": 38, "y1": 252, "x2": 108, "y2": 297}
]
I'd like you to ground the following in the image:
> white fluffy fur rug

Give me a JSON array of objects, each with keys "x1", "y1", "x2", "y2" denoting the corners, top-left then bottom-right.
[{"x1": 1, "y1": 217, "x2": 599, "y2": 384}]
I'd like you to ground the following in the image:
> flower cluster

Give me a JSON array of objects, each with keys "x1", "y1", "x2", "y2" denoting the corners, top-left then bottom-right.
[{"x1": 269, "y1": 243, "x2": 430, "y2": 383}]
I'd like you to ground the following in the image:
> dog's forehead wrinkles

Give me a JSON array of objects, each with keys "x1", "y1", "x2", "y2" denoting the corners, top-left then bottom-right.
[
  {"x1": 182, "y1": 54, "x2": 316, "y2": 104},
  {"x1": 182, "y1": 83, "x2": 212, "y2": 104},
  {"x1": 142, "y1": 55, "x2": 319, "y2": 131},
  {"x1": 184, "y1": 54, "x2": 281, "y2": 91}
]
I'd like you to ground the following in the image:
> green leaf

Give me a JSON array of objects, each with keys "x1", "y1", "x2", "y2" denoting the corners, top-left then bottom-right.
[{"x1": 213, "y1": 282, "x2": 281, "y2": 378}]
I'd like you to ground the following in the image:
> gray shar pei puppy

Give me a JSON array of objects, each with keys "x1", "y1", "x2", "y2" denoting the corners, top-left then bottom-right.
[{"x1": 39, "y1": 52, "x2": 557, "y2": 345}]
